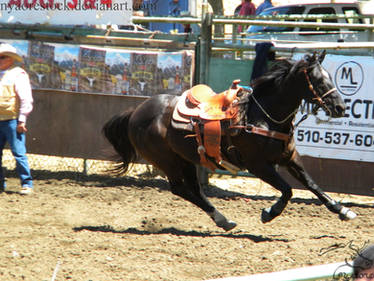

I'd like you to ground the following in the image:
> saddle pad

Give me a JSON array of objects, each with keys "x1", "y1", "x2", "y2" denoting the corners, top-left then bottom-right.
[
  {"x1": 172, "y1": 90, "x2": 200, "y2": 123},
  {"x1": 171, "y1": 118, "x2": 194, "y2": 132}
]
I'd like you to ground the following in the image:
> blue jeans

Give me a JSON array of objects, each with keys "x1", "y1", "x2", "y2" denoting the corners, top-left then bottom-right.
[{"x1": 0, "y1": 119, "x2": 32, "y2": 188}]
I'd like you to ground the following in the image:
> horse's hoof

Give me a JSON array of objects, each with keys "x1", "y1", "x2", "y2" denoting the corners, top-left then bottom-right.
[
  {"x1": 217, "y1": 220, "x2": 237, "y2": 231},
  {"x1": 261, "y1": 207, "x2": 274, "y2": 223},
  {"x1": 339, "y1": 207, "x2": 357, "y2": 221}
]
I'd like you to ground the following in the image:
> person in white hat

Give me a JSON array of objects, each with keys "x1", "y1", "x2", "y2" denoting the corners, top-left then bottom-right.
[{"x1": 0, "y1": 43, "x2": 33, "y2": 195}]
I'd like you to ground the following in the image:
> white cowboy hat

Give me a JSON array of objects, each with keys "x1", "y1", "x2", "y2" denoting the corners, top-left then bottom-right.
[{"x1": 0, "y1": 43, "x2": 23, "y2": 62}]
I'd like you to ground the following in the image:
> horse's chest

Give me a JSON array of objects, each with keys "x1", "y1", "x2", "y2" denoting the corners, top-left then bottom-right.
[{"x1": 229, "y1": 132, "x2": 285, "y2": 163}]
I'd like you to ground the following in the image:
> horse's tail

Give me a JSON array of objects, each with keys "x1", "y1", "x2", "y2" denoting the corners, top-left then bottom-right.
[{"x1": 102, "y1": 110, "x2": 138, "y2": 175}]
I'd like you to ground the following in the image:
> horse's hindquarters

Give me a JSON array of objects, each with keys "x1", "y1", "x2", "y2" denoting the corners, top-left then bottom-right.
[{"x1": 126, "y1": 95, "x2": 199, "y2": 167}]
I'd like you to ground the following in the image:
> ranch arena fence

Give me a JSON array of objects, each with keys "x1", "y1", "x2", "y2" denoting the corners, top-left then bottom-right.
[{"x1": 0, "y1": 10, "x2": 373, "y2": 197}]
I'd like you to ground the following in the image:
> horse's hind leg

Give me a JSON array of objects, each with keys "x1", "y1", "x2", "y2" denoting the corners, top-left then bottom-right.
[
  {"x1": 286, "y1": 151, "x2": 356, "y2": 220},
  {"x1": 175, "y1": 162, "x2": 237, "y2": 231},
  {"x1": 155, "y1": 155, "x2": 236, "y2": 231}
]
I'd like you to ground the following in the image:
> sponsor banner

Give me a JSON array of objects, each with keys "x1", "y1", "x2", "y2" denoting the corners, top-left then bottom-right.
[
  {"x1": 0, "y1": 0, "x2": 132, "y2": 25},
  {"x1": 294, "y1": 54, "x2": 374, "y2": 162},
  {"x1": 4, "y1": 39, "x2": 194, "y2": 96}
]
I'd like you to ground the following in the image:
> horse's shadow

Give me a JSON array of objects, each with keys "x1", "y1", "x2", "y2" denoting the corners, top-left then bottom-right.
[
  {"x1": 73, "y1": 225, "x2": 290, "y2": 243},
  {"x1": 29, "y1": 169, "x2": 373, "y2": 209}
]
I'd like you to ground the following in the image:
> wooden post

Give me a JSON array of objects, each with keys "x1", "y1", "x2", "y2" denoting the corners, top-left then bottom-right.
[
  {"x1": 197, "y1": 0, "x2": 212, "y2": 187},
  {"x1": 199, "y1": 4, "x2": 212, "y2": 84}
]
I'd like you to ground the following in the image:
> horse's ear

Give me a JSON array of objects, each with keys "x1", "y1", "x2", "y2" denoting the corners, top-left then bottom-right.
[{"x1": 318, "y1": 50, "x2": 326, "y2": 64}]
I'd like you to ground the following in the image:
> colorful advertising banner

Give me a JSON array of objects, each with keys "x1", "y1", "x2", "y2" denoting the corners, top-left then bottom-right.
[
  {"x1": 294, "y1": 54, "x2": 374, "y2": 163},
  {"x1": 5, "y1": 39, "x2": 194, "y2": 97},
  {"x1": 0, "y1": 0, "x2": 132, "y2": 25}
]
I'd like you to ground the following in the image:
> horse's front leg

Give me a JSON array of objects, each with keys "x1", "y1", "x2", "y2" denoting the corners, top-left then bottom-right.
[
  {"x1": 286, "y1": 151, "x2": 356, "y2": 220},
  {"x1": 250, "y1": 163, "x2": 293, "y2": 223}
]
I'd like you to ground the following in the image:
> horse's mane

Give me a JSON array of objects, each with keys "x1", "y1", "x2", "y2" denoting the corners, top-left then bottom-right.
[{"x1": 251, "y1": 58, "x2": 309, "y2": 94}]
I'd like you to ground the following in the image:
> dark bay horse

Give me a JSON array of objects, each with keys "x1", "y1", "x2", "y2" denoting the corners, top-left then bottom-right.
[{"x1": 103, "y1": 52, "x2": 356, "y2": 231}]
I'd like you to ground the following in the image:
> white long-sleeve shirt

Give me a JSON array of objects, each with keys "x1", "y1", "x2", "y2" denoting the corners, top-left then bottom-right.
[
  {"x1": 14, "y1": 68, "x2": 33, "y2": 123},
  {"x1": 0, "y1": 67, "x2": 33, "y2": 123}
]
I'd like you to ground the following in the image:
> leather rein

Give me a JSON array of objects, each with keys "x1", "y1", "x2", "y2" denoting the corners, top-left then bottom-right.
[{"x1": 231, "y1": 68, "x2": 336, "y2": 143}]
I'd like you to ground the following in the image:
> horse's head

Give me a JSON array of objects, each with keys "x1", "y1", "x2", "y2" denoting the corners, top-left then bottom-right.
[{"x1": 302, "y1": 51, "x2": 346, "y2": 118}]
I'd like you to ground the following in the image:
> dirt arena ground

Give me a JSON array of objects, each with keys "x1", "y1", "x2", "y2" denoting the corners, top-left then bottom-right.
[{"x1": 0, "y1": 158, "x2": 373, "y2": 281}]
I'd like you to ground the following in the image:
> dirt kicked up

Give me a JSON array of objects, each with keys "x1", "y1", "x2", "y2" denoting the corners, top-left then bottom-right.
[{"x1": 0, "y1": 165, "x2": 372, "y2": 281}]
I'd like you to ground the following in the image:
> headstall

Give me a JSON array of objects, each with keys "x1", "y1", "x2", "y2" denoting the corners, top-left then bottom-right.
[{"x1": 302, "y1": 68, "x2": 335, "y2": 116}]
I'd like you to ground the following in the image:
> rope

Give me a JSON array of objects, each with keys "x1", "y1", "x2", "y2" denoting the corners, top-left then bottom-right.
[{"x1": 251, "y1": 94, "x2": 298, "y2": 124}]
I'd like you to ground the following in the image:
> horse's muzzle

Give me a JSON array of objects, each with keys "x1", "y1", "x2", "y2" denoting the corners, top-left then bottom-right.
[
  {"x1": 314, "y1": 103, "x2": 345, "y2": 118},
  {"x1": 332, "y1": 103, "x2": 346, "y2": 118}
]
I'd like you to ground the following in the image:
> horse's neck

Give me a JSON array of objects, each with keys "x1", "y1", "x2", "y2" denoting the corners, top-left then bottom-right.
[{"x1": 253, "y1": 87, "x2": 302, "y2": 131}]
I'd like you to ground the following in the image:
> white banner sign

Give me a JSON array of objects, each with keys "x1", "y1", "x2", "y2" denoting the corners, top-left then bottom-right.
[
  {"x1": 295, "y1": 54, "x2": 374, "y2": 163},
  {"x1": 0, "y1": 0, "x2": 132, "y2": 25}
]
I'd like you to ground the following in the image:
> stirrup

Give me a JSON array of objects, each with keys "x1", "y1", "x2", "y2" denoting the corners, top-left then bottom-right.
[{"x1": 218, "y1": 159, "x2": 240, "y2": 175}]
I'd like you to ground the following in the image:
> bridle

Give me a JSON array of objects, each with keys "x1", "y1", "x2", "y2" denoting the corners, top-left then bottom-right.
[{"x1": 303, "y1": 68, "x2": 336, "y2": 116}]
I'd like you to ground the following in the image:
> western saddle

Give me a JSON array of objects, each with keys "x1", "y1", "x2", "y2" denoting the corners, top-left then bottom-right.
[{"x1": 172, "y1": 80, "x2": 247, "y2": 174}]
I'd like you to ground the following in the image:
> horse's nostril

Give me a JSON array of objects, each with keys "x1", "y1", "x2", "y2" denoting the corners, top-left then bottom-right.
[{"x1": 336, "y1": 105, "x2": 345, "y2": 115}]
